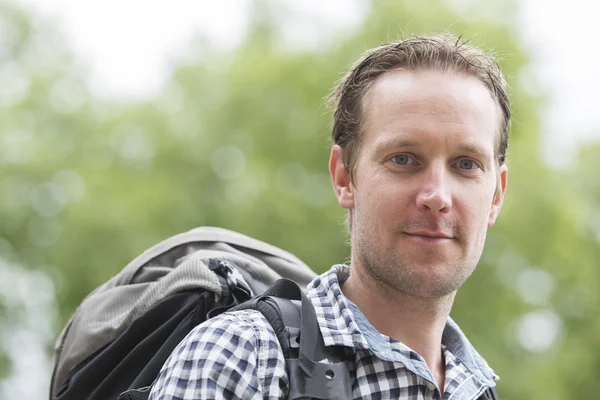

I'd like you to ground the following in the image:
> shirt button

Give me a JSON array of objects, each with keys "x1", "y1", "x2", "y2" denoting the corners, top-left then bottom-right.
[{"x1": 426, "y1": 381, "x2": 436, "y2": 391}]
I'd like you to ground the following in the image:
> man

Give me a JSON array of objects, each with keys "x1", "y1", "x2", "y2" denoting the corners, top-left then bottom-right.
[{"x1": 149, "y1": 34, "x2": 509, "y2": 399}]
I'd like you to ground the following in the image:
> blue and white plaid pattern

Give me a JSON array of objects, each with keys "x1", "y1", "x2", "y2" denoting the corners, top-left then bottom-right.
[{"x1": 149, "y1": 265, "x2": 498, "y2": 399}]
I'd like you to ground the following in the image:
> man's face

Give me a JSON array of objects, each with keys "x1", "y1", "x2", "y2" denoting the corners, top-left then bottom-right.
[{"x1": 330, "y1": 69, "x2": 508, "y2": 299}]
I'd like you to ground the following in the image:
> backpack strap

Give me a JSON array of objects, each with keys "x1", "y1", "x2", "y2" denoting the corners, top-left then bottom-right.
[{"x1": 232, "y1": 279, "x2": 352, "y2": 400}]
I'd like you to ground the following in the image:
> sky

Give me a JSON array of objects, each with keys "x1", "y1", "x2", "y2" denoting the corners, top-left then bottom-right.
[{"x1": 10, "y1": 0, "x2": 600, "y2": 162}]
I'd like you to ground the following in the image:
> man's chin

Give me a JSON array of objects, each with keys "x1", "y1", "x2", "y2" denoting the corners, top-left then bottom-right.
[
  {"x1": 385, "y1": 262, "x2": 467, "y2": 299},
  {"x1": 396, "y1": 276, "x2": 462, "y2": 299}
]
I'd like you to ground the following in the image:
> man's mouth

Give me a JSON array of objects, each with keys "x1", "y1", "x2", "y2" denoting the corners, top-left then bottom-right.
[{"x1": 404, "y1": 230, "x2": 453, "y2": 244}]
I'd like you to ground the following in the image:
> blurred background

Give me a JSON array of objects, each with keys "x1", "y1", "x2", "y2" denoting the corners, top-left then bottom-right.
[{"x1": 0, "y1": 0, "x2": 599, "y2": 398}]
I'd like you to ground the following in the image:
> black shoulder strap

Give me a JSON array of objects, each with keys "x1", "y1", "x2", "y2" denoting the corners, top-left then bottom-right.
[{"x1": 233, "y1": 279, "x2": 352, "y2": 400}]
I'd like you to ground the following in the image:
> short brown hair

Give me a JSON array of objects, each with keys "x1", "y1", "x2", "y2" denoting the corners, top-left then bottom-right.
[{"x1": 328, "y1": 34, "x2": 510, "y2": 180}]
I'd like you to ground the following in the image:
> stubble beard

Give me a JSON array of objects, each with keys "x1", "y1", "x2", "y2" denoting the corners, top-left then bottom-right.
[{"x1": 353, "y1": 207, "x2": 484, "y2": 300}]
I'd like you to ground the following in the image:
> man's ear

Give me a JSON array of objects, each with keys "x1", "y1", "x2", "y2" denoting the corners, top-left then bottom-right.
[
  {"x1": 329, "y1": 145, "x2": 355, "y2": 210},
  {"x1": 488, "y1": 164, "x2": 508, "y2": 227}
]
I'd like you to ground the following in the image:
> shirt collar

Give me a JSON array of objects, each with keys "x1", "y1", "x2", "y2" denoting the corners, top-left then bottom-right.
[{"x1": 306, "y1": 264, "x2": 499, "y2": 387}]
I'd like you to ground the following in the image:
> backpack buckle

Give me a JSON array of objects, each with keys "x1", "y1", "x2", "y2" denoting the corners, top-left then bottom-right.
[{"x1": 208, "y1": 258, "x2": 253, "y2": 301}]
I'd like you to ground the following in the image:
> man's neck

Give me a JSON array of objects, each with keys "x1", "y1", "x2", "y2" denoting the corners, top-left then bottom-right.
[{"x1": 340, "y1": 264, "x2": 455, "y2": 390}]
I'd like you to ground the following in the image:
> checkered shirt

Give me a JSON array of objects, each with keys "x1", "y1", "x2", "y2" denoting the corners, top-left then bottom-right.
[{"x1": 149, "y1": 264, "x2": 498, "y2": 399}]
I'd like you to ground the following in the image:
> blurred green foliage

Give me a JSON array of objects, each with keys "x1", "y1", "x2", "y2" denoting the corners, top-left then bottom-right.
[{"x1": 1, "y1": 0, "x2": 599, "y2": 399}]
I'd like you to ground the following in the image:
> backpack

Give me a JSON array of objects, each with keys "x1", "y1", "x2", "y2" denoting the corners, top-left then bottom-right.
[
  {"x1": 49, "y1": 227, "x2": 318, "y2": 400},
  {"x1": 50, "y1": 226, "x2": 500, "y2": 400}
]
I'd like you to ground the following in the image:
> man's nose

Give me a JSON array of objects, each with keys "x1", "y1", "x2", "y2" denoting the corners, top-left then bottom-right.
[{"x1": 415, "y1": 163, "x2": 452, "y2": 213}]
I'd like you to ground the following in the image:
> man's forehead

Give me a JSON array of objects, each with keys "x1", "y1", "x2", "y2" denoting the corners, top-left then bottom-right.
[
  {"x1": 361, "y1": 70, "x2": 500, "y2": 151},
  {"x1": 366, "y1": 69, "x2": 496, "y2": 114}
]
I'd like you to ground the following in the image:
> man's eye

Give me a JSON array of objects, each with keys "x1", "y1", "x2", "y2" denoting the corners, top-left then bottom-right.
[
  {"x1": 458, "y1": 159, "x2": 478, "y2": 170},
  {"x1": 392, "y1": 155, "x2": 413, "y2": 165}
]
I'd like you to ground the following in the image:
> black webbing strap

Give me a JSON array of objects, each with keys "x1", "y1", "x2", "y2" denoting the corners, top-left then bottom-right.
[
  {"x1": 251, "y1": 279, "x2": 352, "y2": 400},
  {"x1": 261, "y1": 279, "x2": 320, "y2": 369}
]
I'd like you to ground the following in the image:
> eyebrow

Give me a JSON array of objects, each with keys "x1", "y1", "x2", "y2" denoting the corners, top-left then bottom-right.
[
  {"x1": 455, "y1": 143, "x2": 494, "y2": 160},
  {"x1": 373, "y1": 138, "x2": 420, "y2": 154},
  {"x1": 374, "y1": 137, "x2": 494, "y2": 160}
]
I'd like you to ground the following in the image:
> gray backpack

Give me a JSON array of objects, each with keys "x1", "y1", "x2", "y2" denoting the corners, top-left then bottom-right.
[{"x1": 50, "y1": 227, "x2": 318, "y2": 400}]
